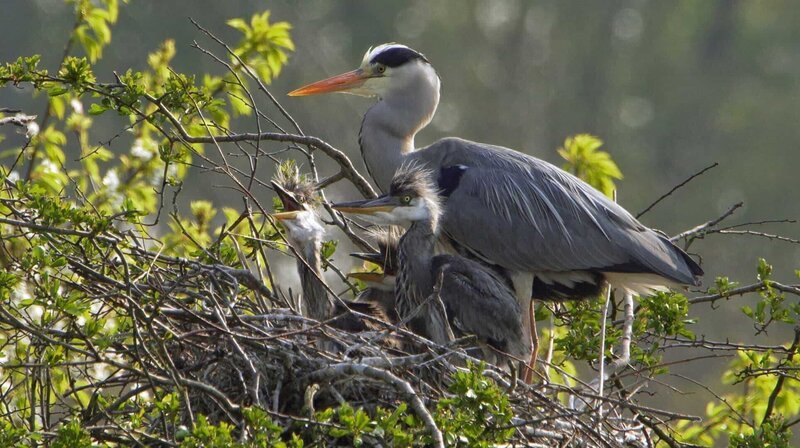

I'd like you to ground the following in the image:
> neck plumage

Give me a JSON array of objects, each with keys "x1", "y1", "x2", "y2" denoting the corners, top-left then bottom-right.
[
  {"x1": 397, "y1": 218, "x2": 438, "y2": 312},
  {"x1": 296, "y1": 243, "x2": 334, "y2": 321},
  {"x1": 359, "y1": 70, "x2": 440, "y2": 192},
  {"x1": 397, "y1": 218, "x2": 453, "y2": 344}
]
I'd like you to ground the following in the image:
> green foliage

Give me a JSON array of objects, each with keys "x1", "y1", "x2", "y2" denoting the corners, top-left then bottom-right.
[
  {"x1": 0, "y1": 55, "x2": 46, "y2": 86},
  {"x1": 742, "y1": 259, "x2": 800, "y2": 332},
  {"x1": 224, "y1": 11, "x2": 295, "y2": 115},
  {"x1": 637, "y1": 291, "x2": 694, "y2": 338},
  {"x1": 730, "y1": 417, "x2": 791, "y2": 448},
  {"x1": 69, "y1": 0, "x2": 125, "y2": 62},
  {"x1": 51, "y1": 419, "x2": 93, "y2": 448},
  {"x1": 57, "y1": 56, "x2": 96, "y2": 91},
  {"x1": 227, "y1": 11, "x2": 295, "y2": 84},
  {"x1": 436, "y1": 363, "x2": 515, "y2": 447},
  {"x1": 558, "y1": 134, "x2": 622, "y2": 198}
]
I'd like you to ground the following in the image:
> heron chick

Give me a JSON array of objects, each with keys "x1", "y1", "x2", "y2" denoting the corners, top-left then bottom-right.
[
  {"x1": 270, "y1": 171, "x2": 394, "y2": 333},
  {"x1": 334, "y1": 164, "x2": 530, "y2": 365},
  {"x1": 348, "y1": 227, "x2": 401, "y2": 322}
]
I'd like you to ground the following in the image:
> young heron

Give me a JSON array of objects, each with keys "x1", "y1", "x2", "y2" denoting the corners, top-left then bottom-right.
[
  {"x1": 270, "y1": 172, "x2": 394, "y2": 332},
  {"x1": 347, "y1": 227, "x2": 401, "y2": 323},
  {"x1": 334, "y1": 164, "x2": 530, "y2": 366}
]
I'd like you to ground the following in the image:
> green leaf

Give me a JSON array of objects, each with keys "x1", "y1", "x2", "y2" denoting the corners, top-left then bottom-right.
[{"x1": 87, "y1": 103, "x2": 107, "y2": 115}]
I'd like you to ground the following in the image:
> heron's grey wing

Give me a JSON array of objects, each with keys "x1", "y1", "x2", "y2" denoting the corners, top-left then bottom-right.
[
  {"x1": 412, "y1": 138, "x2": 702, "y2": 285},
  {"x1": 432, "y1": 255, "x2": 528, "y2": 357}
]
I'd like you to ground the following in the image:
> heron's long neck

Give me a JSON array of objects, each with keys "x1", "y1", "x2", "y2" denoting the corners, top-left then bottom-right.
[
  {"x1": 397, "y1": 220, "x2": 437, "y2": 311},
  {"x1": 296, "y1": 243, "x2": 334, "y2": 321},
  {"x1": 397, "y1": 218, "x2": 454, "y2": 344},
  {"x1": 359, "y1": 74, "x2": 439, "y2": 192}
]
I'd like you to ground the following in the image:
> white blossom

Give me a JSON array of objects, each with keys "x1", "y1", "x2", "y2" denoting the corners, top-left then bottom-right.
[
  {"x1": 40, "y1": 158, "x2": 58, "y2": 174},
  {"x1": 70, "y1": 98, "x2": 84, "y2": 114},
  {"x1": 25, "y1": 119, "x2": 39, "y2": 138},
  {"x1": 102, "y1": 169, "x2": 120, "y2": 191},
  {"x1": 130, "y1": 139, "x2": 151, "y2": 159}
]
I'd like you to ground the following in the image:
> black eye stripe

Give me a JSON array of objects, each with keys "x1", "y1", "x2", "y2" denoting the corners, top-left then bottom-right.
[{"x1": 370, "y1": 47, "x2": 428, "y2": 68}]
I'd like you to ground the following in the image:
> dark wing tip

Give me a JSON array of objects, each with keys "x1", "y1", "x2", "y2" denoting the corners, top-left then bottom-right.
[{"x1": 437, "y1": 165, "x2": 468, "y2": 197}]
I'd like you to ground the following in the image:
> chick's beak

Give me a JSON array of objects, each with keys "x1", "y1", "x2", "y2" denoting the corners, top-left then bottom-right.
[
  {"x1": 332, "y1": 196, "x2": 398, "y2": 215},
  {"x1": 347, "y1": 272, "x2": 385, "y2": 284},
  {"x1": 288, "y1": 68, "x2": 369, "y2": 96},
  {"x1": 271, "y1": 210, "x2": 300, "y2": 221},
  {"x1": 350, "y1": 251, "x2": 386, "y2": 266}
]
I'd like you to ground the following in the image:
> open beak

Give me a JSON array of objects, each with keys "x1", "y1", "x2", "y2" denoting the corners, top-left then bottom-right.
[
  {"x1": 271, "y1": 181, "x2": 303, "y2": 221},
  {"x1": 333, "y1": 195, "x2": 398, "y2": 215},
  {"x1": 347, "y1": 272, "x2": 385, "y2": 284},
  {"x1": 271, "y1": 180, "x2": 302, "y2": 210},
  {"x1": 288, "y1": 68, "x2": 369, "y2": 96}
]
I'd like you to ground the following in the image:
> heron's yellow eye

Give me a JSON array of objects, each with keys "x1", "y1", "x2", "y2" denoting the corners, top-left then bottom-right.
[
  {"x1": 401, "y1": 195, "x2": 412, "y2": 205},
  {"x1": 375, "y1": 64, "x2": 386, "y2": 74}
]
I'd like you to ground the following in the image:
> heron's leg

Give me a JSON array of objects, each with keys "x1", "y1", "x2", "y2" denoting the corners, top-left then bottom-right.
[
  {"x1": 524, "y1": 299, "x2": 539, "y2": 383},
  {"x1": 511, "y1": 273, "x2": 535, "y2": 383}
]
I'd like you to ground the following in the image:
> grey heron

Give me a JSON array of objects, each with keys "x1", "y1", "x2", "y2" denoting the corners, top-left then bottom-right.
[
  {"x1": 334, "y1": 163, "x2": 530, "y2": 366},
  {"x1": 290, "y1": 43, "x2": 704, "y2": 370},
  {"x1": 270, "y1": 171, "x2": 395, "y2": 333}
]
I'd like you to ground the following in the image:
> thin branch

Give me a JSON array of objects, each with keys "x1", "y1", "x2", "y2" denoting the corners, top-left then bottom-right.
[
  {"x1": 689, "y1": 281, "x2": 800, "y2": 306},
  {"x1": 671, "y1": 202, "x2": 742, "y2": 243},
  {"x1": 308, "y1": 363, "x2": 444, "y2": 448},
  {"x1": 142, "y1": 92, "x2": 376, "y2": 199},
  {"x1": 637, "y1": 162, "x2": 718, "y2": 219},
  {"x1": 763, "y1": 327, "x2": 800, "y2": 425}
]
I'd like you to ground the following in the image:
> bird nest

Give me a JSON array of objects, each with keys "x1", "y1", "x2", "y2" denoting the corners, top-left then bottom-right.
[{"x1": 119, "y1": 256, "x2": 660, "y2": 447}]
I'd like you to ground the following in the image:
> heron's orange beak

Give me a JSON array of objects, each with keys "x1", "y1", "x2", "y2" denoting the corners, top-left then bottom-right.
[{"x1": 288, "y1": 69, "x2": 368, "y2": 96}]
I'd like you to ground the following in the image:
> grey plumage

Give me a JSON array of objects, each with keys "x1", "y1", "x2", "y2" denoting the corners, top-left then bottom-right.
[
  {"x1": 349, "y1": 227, "x2": 401, "y2": 321},
  {"x1": 334, "y1": 164, "x2": 530, "y2": 361},
  {"x1": 290, "y1": 43, "x2": 703, "y2": 298}
]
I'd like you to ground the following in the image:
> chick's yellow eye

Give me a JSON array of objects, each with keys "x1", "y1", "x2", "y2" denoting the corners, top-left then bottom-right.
[{"x1": 401, "y1": 195, "x2": 412, "y2": 204}]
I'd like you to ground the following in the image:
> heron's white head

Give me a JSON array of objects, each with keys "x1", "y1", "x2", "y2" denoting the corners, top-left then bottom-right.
[{"x1": 288, "y1": 43, "x2": 440, "y2": 101}]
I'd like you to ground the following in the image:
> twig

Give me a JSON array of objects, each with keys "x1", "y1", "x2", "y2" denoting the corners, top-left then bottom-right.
[
  {"x1": 308, "y1": 363, "x2": 444, "y2": 448},
  {"x1": 763, "y1": 327, "x2": 800, "y2": 425},
  {"x1": 143, "y1": 91, "x2": 376, "y2": 199},
  {"x1": 689, "y1": 281, "x2": 800, "y2": 306},
  {"x1": 670, "y1": 202, "x2": 742, "y2": 243},
  {"x1": 637, "y1": 162, "x2": 718, "y2": 218},
  {"x1": 0, "y1": 114, "x2": 37, "y2": 129},
  {"x1": 716, "y1": 229, "x2": 800, "y2": 244}
]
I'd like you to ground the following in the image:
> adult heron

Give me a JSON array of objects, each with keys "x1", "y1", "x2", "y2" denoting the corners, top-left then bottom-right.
[
  {"x1": 290, "y1": 43, "x2": 703, "y2": 369},
  {"x1": 334, "y1": 164, "x2": 530, "y2": 367}
]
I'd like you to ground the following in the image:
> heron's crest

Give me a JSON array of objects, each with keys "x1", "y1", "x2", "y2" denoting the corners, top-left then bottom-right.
[
  {"x1": 362, "y1": 43, "x2": 429, "y2": 68},
  {"x1": 272, "y1": 161, "x2": 319, "y2": 206},
  {"x1": 389, "y1": 162, "x2": 439, "y2": 202}
]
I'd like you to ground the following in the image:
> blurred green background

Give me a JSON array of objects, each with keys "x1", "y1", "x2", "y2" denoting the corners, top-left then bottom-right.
[{"x1": 2, "y1": 0, "x2": 799, "y2": 426}]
